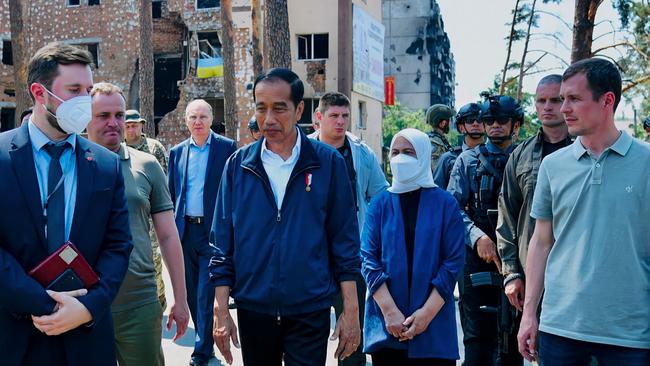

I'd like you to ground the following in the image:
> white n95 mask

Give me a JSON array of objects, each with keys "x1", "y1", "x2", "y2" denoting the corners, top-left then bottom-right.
[{"x1": 42, "y1": 86, "x2": 92, "y2": 134}]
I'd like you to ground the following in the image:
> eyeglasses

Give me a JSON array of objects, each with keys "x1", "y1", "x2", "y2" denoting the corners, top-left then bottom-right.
[
  {"x1": 459, "y1": 118, "x2": 481, "y2": 125},
  {"x1": 482, "y1": 117, "x2": 511, "y2": 126}
]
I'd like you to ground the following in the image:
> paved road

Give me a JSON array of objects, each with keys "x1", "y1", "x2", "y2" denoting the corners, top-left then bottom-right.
[{"x1": 159, "y1": 268, "x2": 544, "y2": 366}]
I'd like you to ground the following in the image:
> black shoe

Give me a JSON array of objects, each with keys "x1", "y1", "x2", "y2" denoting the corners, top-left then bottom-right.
[{"x1": 189, "y1": 356, "x2": 208, "y2": 366}]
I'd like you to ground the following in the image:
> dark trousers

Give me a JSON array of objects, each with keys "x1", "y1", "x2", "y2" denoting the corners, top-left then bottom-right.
[
  {"x1": 237, "y1": 308, "x2": 330, "y2": 366},
  {"x1": 370, "y1": 348, "x2": 456, "y2": 366},
  {"x1": 459, "y1": 246, "x2": 521, "y2": 366},
  {"x1": 333, "y1": 274, "x2": 367, "y2": 366},
  {"x1": 182, "y1": 222, "x2": 215, "y2": 360},
  {"x1": 22, "y1": 329, "x2": 67, "y2": 365},
  {"x1": 539, "y1": 332, "x2": 650, "y2": 366}
]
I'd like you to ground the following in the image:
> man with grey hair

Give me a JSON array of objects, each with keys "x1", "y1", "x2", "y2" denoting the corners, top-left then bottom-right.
[{"x1": 168, "y1": 99, "x2": 238, "y2": 366}]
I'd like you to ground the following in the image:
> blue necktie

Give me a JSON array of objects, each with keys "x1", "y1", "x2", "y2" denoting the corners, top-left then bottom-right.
[{"x1": 44, "y1": 142, "x2": 69, "y2": 253}]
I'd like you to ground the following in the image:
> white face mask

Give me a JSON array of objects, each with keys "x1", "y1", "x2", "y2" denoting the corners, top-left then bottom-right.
[
  {"x1": 42, "y1": 86, "x2": 92, "y2": 134},
  {"x1": 390, "y1": 154, "x2": 420, "y2": 183}
]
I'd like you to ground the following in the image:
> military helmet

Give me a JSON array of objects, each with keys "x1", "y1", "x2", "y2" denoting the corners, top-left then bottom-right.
[
  {"x1": 456, "y1": 103, "x2": 481, "y2": 123},
  {"x1": 644, "y1": 116, "x2": 650, "y2": 129},
  {"x1": 426, "y1": 104, "x2": 455, "y2": 128},
  {"x1": 248, "y1": 117, "x2": 259, "y2": 131},
  {"x1": 478, "y1": 94, "x2": 523, "y2": 122}
]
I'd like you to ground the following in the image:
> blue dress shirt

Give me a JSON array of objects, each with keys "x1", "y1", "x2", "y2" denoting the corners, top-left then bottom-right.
[
  {"x1": 28, "y1": 121, "x2": 77, "y2": 242},
  {"x1": 185, "y1": 134, "x2": 211, "y2": 216}
]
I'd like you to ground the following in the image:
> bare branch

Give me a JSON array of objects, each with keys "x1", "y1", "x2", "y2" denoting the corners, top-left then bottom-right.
[
  {"x1": 592, "y1": 41, "x2": 648, "y2": 60},
  {"x1": 527, "y1": 49, "x2": 570, "y2": 67},
  {"x1": 595, "y1": 53, "x2": 625, "y2": 70},
  {"x1": 535, "y1": 10, "x2": 573, "y2": 31},
  {"x1": 530, "y1": 32, "x2": 571, "y2": 51},
  {"x1": 622, "y1": 74, "x2": 650, "y2": 94}
]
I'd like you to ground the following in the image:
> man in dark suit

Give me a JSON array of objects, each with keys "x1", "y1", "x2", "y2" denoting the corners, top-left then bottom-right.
[
  {"x1": 168, "y1": 99, "x2": 237, "y2": 366},
  {"x1": 0, "y1": 42, "x2": 132, "y2": 366}
]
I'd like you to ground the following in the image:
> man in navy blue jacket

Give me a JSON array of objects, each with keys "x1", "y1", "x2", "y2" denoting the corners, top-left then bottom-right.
[
  {"x1": 209, "y1": 68, "x2": 361, "y2": 366},
  {"x1": 168, "y1": 99, "x2": 237, "y2": 366}
]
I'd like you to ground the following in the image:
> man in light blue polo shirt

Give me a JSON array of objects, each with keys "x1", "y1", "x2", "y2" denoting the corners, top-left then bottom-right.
[{"x1": 518, "y1": 58, "x2": 650, "y2": 365}]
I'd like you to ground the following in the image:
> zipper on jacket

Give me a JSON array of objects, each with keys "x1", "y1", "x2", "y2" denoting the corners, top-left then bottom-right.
[
  {"x1": 277, "y1": 310, "x2": 281, "y2": 325},
  {"x1": 277, "y1": 210, "x2": 281, "y2": 222}
]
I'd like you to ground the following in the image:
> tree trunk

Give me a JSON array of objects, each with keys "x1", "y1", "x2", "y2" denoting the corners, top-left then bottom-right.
[
  {"x1": 8, "y1": 0, "x2": 31, "y2": 127},
  {"x1": 221, "y1": 0, "x2": 239, "y2": 141},
  {"x1": 517, "y1": 0, "x2": 537, "y2": 100},
  {"x1": 500, "y1": 0, "x2": 521, "y2": 94},
  {"x1": 139, "y1": 0, "x2": 155, "y2": 136},
  {"x1": 264, "y1": 0, "x2": 291, "y2": 69},
  {"x1": 571, "y1": 0, "x2": 603, "y2": 63},
  {"x1": 251, "y1": 0, "x2": 264, "y2": 77}
]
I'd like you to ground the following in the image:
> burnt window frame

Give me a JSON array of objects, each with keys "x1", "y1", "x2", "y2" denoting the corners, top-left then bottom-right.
[
  {"x1": 2, "y1": 40, "x2": 13, "y2": 66},
  {"x1": 196, "y1": 0, "x2": 220, "y2": 10},
  {"x1": 297, "y1": 33, "x2": 329, "y2": 61}
]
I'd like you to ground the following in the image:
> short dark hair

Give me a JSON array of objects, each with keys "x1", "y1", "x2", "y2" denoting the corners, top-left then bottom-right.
[
  {"x1": 562, "y1": 58, "x2": 622, "y2": 111},
  {"x1": 27, "y1": 42, "x2": 95, "y2": 102},
  {"x1": 253, "y1": 68, "x2": 304, "y2": 108},
  {"x1": 318, "y1": 92, "x2": 351, "y2": 115},
  {"x1": 537, "y1": 74, "x2": 562, "y2": 88}
]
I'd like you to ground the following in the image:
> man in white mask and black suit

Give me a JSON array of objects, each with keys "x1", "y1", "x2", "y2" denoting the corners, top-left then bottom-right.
[{"x1": 0, "y1": 42, "x2": 133, "y2": 366}]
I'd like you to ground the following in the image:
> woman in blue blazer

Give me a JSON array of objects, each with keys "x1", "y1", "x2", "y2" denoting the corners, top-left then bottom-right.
[{"x1": 361, "y1": 128, "x2": 466, "y2": 365}]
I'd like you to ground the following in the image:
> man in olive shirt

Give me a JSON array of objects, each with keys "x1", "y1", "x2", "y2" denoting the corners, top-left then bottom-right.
[
  {"x1": 88, "y1": 82, "x2": 190, "y2": 366},
  {"x1": 124, "y1": 109, "x2": 168, "y2": 308},
  {"x1": 496, "y1": 75, "x2": 572, "y2": 312}
]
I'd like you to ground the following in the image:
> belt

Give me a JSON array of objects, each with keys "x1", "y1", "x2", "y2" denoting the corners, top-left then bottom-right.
[{"x1": 185, "y1": 215, "x2": 204, "y2": 224}]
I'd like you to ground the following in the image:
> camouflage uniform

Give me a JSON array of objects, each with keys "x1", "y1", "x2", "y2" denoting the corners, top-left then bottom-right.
[
  {"x1": 127, "y1": 134, "x2": 168, "y2": 309},
  {"x1": 428, "y1": 128, "x2": 452, "y2": 172}
]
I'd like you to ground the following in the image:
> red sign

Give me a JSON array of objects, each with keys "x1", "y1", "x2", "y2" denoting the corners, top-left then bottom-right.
[{"x1": 385, "y1": 76, "x2": 395, "y2": 106}]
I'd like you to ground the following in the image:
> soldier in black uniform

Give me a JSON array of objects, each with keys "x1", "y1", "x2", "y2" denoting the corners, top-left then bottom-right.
[
  {"x1": 433, "y1": 102, "x2": 485, "y2": 188},
  {"x1": 447, "y1": 95, "x2": 523, "y2": 366}
]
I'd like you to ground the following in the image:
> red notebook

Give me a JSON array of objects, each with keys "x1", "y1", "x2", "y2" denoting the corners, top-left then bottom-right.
[{"x1": 29, "y1": 242, "x2": 100, "y2": 292}]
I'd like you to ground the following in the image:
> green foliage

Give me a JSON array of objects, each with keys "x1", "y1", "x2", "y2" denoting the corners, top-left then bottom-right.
[
  {"x1": 616, "y1": 2, "x2": 649, "y2": 116},
  {"x1": 382, "y1": 102, "x2": 429, "y2": 148}
]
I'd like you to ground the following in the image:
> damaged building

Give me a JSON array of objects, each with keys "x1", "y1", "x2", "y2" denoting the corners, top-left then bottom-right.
[
  {"x1": 383, "y1": 0, "x2": 455, "y2": 111},
  {"x1": 0, "y1": 0, "x2": 256, "y2": 148},
  {"x1": 0, "y1": 0, "x2": 384, "y2": 154}
]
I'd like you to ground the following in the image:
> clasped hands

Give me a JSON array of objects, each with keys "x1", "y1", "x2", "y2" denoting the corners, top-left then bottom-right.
[
  {"x1": 32, "y1": 289, "x2": 92, "y2": 336},
  {"x1": 383, "y1": 306, "x2": 435, "y2": 342}
]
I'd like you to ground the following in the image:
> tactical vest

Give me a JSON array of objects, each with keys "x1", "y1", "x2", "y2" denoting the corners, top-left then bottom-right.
[{"x1": 468, "y1": 144, "x2": 513, "y2": 240}]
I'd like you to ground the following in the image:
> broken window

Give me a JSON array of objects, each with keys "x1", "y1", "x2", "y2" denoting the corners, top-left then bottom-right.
[
  {"x1": 298, "y1": 98, "x2": 319, "y2": 126},
  {"x1": 66, "y1": 0, "x2": 80, "y2": 6},
  {"x1": 297, "y1": 34, "x2": 329, "y2": 60},
  {"x1": 197, "y1": 31, "x2": 223, "y2": 78},
  {"x1": 357, "y1": 101, "x2": 366, "y2": 129},
  {"x1": 1, "y1": 108, "x2": 15, "y2": 132},
  {"x1": 74, "y1": 43, "x2": 99, "y2": 68},
  {"x1": 88, "y1": 0, "x2": 100, "y2": 5},
  {"x1": 2, "y1": 40, "x2": 12, "y2": 66},
  {"x1": 197, "y1": 0, "x2": 219, "y2": 9},
  {"x1": 152, "y1": 1, "x2": 162, "y2": 18}
]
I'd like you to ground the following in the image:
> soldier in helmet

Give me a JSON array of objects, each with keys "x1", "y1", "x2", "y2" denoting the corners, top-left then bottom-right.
[
  {"x1": 447, "y1": 95, "x2": 524, "y2": 366},
  {"x1": 248, "y1": 116, "x2": 262, "y2": 141},
  {"x1": 644, "y1": 116, "x2": 650, "y2": 143},
  {"x1": 433, "y1": 102, "x2": 485, "y2": 188},
  {"x1": 426, "y1": 104, "x2": 455, "y2": 171}
]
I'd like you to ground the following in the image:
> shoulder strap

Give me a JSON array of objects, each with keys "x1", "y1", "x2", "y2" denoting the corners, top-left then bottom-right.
[{"x1": 477, "y1": 145, "x2": 503, "y2": 181}]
